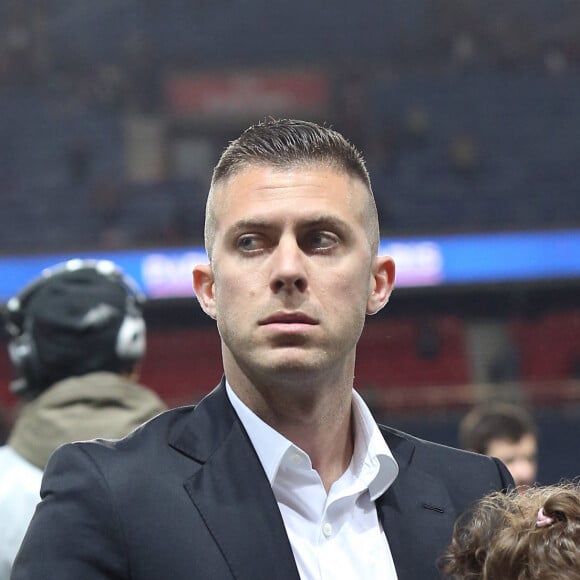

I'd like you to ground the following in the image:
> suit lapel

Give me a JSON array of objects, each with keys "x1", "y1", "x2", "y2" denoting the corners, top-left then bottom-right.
[
  {"x1": 376, "y1": 428, "x2": 458, "y2": 580},
  {"x1": 169, "y1": 382, "x2": 300, "y2": 580}
]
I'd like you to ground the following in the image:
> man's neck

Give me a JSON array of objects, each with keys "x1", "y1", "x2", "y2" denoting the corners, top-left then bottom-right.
[
  {"x1": 283, "y1": 407, "x2": 354, "y2": 492},
  {"x1": 228, "y1": 372, "x2": 355, "y2": 492}
]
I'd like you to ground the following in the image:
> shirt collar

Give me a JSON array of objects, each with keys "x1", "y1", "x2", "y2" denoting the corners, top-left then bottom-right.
[
  {"x1": 351, "y1": 389, "x2": 399, "y2": 500},
  {"x1": 226, "y1": 382, "x2": 398, "y2": 499}
]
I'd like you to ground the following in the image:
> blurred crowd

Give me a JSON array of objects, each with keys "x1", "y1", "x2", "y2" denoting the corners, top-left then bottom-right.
[{"x1": 0, "y1": 0, "x2": 579, "y2": 253}]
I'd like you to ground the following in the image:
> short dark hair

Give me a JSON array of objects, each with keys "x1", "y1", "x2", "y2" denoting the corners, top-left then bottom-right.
[
  {"x1": 205, "y1": 118, "x2": 379, "y2": 258},
  {"x1": 459, "y1": 402, "x2": 537, "y2": 455},
  {"x1": 212, "y1": 118, "x2": 371, "y2": 189}
]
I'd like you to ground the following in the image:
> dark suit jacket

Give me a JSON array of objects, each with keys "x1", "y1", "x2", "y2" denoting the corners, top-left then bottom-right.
[{"x1": 12, "y1": 382, "x2": 513, "y2": 580}]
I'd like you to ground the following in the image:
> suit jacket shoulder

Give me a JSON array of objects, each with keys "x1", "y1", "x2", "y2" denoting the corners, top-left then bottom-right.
[
  {"x1": 12, "y1": 386, "x2": 300, "y2": 580},
  {"x1": 376, "y1": 423, "x2": 513, "y2": 579}
]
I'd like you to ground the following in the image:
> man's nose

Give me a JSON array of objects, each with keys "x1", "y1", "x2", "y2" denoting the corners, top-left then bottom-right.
[{"x1": 269, "y1": 238, "x2": 308, "y2": 293}]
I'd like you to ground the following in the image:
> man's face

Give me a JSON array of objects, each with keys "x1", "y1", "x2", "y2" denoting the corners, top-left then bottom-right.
[
  {"x1": 486, "y1": 434, "x2": 538, "y2": 489},
  {"x1": 193, "y1": 164, "x2": 394, "y2": 390}
]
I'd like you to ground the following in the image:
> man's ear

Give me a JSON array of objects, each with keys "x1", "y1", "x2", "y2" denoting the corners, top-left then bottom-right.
[
  {"x1": 367, "y1": 255, "x2": 396, "y2": 315},
  {"x1": 193, "y1": 264, "x2": 217, "y2": 320}
]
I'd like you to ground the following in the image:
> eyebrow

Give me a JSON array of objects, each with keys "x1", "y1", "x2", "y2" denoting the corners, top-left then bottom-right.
[
  {"x1": 228, "y1": 214, "x2": 353, "y2": 235},
  {"x1": 299, "y1": 215, "x2": 353, "y2": 232}
]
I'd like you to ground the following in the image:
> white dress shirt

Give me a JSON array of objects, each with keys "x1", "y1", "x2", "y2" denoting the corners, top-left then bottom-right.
[{"x1": 226, "y1": 383, "x2": 399, "y2": 580}]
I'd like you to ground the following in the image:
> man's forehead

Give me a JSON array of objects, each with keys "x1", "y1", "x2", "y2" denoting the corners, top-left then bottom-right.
[
  {"x1": 488, "y1": 435, "x2": 537, "y2": 452},
  {"x1": 211, "y1": 164, "x2": 367, "y2": 206}
]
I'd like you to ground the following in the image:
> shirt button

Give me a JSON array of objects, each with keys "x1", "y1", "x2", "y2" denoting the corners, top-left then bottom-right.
[
  {"x1": 291, "y1": 453, "x2": 301, "y2": 464},
  {"x1": 322, "y1": 522, "x2": 333, "y2": 537}
]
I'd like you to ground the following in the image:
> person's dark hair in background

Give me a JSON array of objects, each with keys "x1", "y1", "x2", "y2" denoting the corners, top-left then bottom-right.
[
  {"x1": 0, "y1": 259, "x2": 166, "y2": 579},
  {"x1": 440, "y1": 481, "x2": 580, "y2": 579},
  {"x1": 459, "y1": 402, "x2": 538, "y2": 490}
]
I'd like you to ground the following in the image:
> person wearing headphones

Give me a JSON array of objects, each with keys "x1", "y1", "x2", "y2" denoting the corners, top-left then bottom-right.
[{"x1": 0, "y1": 259, "x2": 166, "y2": 579}]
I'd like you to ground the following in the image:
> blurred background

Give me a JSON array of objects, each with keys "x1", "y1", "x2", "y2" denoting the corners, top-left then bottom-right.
[{"x1": 0, "y1": 0, "x2": 579, "y2": 483}]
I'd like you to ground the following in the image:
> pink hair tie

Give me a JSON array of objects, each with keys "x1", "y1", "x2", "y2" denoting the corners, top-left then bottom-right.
[{"x1": 536, "y1": 507, "x2": 554, "y2": 528}]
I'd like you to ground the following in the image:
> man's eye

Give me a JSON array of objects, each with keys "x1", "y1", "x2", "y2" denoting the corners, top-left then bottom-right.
[
  {"x1": 309, "y1": 232, "x2": 338, "y2": 251},
  {"x1": 237, "y1": 235, "x2": 263, "y2": 252}
]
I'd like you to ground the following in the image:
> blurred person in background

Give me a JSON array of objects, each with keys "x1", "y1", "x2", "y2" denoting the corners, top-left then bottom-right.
[
  {"x1": 0, "y1": 406, "x2": 9, "y2": 445},
  {"x1": 459, "y1": 402, "x2": 538, "y2": 490},
  {"x1": 12, "y1": 119, "x2": 512, "y2": 580},
  {"x1": 440, "y1": 481, "x2": 580, "y2": 579},
  {"x1": 0, "y1": 259, "x2": 166, "y2": 580}
]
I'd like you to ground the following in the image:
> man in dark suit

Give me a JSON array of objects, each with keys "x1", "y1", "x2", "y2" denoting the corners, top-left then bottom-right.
[{"x1": 12, "y1": 119, "x2": 512, "y2": 580}]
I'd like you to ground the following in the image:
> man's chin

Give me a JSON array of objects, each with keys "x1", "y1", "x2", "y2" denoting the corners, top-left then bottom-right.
[{"x1": 255, "y1": 349, "x2": 328, "y2": 378}]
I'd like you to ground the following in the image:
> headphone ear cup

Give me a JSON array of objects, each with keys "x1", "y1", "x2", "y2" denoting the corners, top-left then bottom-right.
[
  {"x1": 7, "y1": 332, "x2": 41, "y2": 396},
  {"x1": 116, "y1": 312, "x2": 146, "y2": 362}
]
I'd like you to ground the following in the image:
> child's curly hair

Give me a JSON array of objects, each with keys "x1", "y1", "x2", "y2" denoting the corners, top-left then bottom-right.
[{"x1": 440, "y1": 481, "x2": 580, "y2": 579}]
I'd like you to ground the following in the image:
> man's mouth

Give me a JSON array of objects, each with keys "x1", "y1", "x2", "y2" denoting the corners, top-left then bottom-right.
[{"x1": 259, "y1": 312, "x2": 318, "y2": 326}]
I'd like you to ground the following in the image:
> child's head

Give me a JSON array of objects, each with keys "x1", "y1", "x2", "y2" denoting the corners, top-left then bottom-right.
[{"x1": 441, "y1": 482, "x2": 580, "y2": 579}]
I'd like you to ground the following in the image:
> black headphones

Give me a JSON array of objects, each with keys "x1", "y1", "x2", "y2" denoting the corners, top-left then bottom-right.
[{"x1": 3, "y1": 259, "x2": 147, "y2": 398}]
